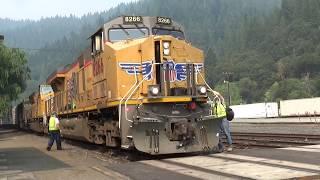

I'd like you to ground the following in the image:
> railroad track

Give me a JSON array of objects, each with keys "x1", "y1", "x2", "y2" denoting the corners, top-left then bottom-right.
[
  {"x1": 227, "y1": 132, "x2": 320, "y2": 148},
  {"x1": 61, "y1": 136, "x2": 201, "y2": 161}
]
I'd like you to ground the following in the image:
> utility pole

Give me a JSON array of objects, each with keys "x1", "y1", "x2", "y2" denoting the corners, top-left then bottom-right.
[
  {"x1": 223, "y1": 72, "x2": 233, "y2": 106},
  {"x1": 0, "y1": 35, "x2": 4, "y2": 44}
]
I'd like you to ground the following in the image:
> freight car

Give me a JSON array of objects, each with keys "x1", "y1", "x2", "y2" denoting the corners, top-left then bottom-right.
[
  {"x1": 230, "y1": 97, "x2": 320, "y2": 119},
  {"x1": 279, "y1": 97, "x2": 320, "y2": 117},
  {"x1": 16, "y1": 16, "x2": 223, "y2": 154},
  {"x1": 14, "y1": 100, "x2": 32, "y2": 129},
  {"x1": 231, "y1": 103, "x2": 279, "y2": 119}
]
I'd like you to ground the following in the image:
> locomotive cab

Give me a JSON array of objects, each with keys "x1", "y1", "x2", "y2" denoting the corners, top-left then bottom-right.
[{"x1": 90, "y1": 16, "x2": 208, "y2": 100}]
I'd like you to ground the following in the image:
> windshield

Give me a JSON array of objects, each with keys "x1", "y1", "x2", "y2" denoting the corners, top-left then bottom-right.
[
  {"x1": 152, "y1": 28, "x2": 185, "y2": 39},
  {"x1": 109, "y1": 28, "x2": 149, "y2": 42}
]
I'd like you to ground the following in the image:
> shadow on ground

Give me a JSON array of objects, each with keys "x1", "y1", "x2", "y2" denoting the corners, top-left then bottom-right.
[
  {"x1": 0, "y1": 147, "x2": 70, "y2": 172},
  {"x1": 0, "y1": 128, "x2": 26, "y2": 140}
]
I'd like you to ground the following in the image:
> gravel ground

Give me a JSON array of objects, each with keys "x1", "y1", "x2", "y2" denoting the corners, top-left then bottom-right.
[
  {"x1": 0, "y1": 128, "x2": 213, "y2": 180},
  {"x1": 0, "y1": 128, "x2": 131, "y2": 180},
  {"x1": 1, "y1": 123, "x2": 319, "y2": 180}
]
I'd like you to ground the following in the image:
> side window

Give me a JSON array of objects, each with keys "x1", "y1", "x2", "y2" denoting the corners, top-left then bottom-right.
[
  {"x1": 95, "y1": 35, "x2": 101, "y2": 51},
  {"x1": 91, "y1": 31, "x2": 104, "y2": 55}
]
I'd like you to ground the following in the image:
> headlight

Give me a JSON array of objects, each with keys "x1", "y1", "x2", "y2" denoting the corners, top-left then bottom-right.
[
  {"x1": 148, "y1": 85, "x2": 160, "y2": 96},
  {"x1": 200, "y1": 86, "x2": 206, "y2": 94},
  {"x1": 163, "y1": 41, "x2": 171, "y2": 55},
  {"x1": 152, "y1": 87, "x2": 159, "y2": 95},
  {"x1": 197, "y1": 85, "x2": 207, "y2": 95},
  {"x1": 163, "y1": 48, "x2": 170, "y2": 55},
  {"x1": 163, "y1": 42, "x2": 170, "y2": 49}
]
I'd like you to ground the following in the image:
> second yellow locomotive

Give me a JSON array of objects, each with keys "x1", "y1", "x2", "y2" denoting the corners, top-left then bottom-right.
[{"x1": 23, "y1": 16, "x2": 222, "y2": 154}]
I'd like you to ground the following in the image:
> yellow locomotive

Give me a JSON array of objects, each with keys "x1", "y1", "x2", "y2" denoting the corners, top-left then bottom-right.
[{"x1": 21, "y1": 16, "x2": 222, "y2": 154}]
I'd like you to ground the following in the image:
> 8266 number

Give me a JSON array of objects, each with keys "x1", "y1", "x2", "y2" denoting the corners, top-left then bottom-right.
[
  {"x1": 123, "y1": 16, "x2": 142, "y2": 24},
  {"x1": 157, "y1": 17, "x2": 172, "y2": 25}
]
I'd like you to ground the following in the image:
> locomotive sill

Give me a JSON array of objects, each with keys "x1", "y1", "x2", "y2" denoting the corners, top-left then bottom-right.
[
  {"x1": 200, "y1": 115, "x2": 220, "y2": 121},
  {"x1": 137, "y1": 117, "x2": 162, "y2": 123}
]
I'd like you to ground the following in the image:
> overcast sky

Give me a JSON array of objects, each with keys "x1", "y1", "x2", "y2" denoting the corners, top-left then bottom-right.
[{"x1": 0, "y1": 0, "x2": 135, "y2": 20}]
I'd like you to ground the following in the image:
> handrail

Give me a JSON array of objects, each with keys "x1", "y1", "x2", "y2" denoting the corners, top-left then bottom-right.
[
  {"x1": 119, "y1": 62, "x2": 218, "y2": 127},
  {"x1": 197, "y1": 68, "x2": 222, "y2": 100},
  {"x1": 118, "y1": 66, "x2": 138, "y2": 129},
  {"x1": 197, "y1": 68, "x2": 224, "y2": 115},
  {"x1": 124, "y1": 63, "x2": 158, "y2": 123}
]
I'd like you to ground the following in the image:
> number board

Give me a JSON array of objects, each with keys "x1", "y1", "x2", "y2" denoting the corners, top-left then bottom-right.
[
  {"x1": 156, "y1": 17, "x2": 172, "y2": 25},
  {"x1": 123, "y1": 16, "x2": 143, "y2": 24}
]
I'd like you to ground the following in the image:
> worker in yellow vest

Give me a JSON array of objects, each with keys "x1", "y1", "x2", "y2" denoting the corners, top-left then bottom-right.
[
  {"x1": 215, "y1": 98, "x2": 233, "y2": 152},
  {"x1": 46, "y1": 112, "x2": 62, "y2": 151}
]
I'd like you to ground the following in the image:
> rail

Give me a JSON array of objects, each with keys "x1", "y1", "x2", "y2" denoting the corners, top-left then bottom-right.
[{"x1": 226, "y1": 132, "x2": 320, "y2": 148}]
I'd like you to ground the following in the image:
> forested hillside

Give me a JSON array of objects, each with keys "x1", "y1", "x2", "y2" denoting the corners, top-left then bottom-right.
[
  {"x1": 1, "y1": 0, "x2": 319, "y2": 105},
  {"x1": 212, "y1": 0, "x2": 320, "y2": 103},
  {"x1": 0, "y1": 18, "x2": 31, "y2": 32},
  {"x1": 1, "y1": 14, "x2": 103, "y2": 49}
]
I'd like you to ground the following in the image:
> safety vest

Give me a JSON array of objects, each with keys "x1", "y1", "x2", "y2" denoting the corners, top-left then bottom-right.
[
  {"x1": 215, "y1": 102, "x2": 227, "y2": 118},
  {"x1": 49, "y1": 116, "x2": 58, "y2": 131}
]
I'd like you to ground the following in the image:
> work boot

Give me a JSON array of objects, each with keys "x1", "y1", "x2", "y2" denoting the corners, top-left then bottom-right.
[
  {"x1": 57, "y1": 146, "x2": 62, "y2": 150},
  {"x1": 227, "y1": 145, "x2": 233, "y2": 152},
  {"x1": 46, "y1": 147, "x2": 51, "y2": 151},
  {"x1": 217, "y1": 143, "x2": 224, "y2": 153}
]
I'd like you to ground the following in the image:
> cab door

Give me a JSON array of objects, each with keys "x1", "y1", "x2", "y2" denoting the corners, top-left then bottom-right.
[{"x1": 91, "y1": 30, "x2": 107, "y2": 103}]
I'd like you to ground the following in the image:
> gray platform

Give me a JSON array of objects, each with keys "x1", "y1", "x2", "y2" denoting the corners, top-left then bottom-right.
[{"x1": 0, "y1": 127, "x2": 319, "y2": 180}]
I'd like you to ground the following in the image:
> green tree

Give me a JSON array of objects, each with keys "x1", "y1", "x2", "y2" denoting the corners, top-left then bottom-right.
[
  {"x1": 265, "y1": 79, "x2": 312, "y2": 101},
  {"x1": 311, "y1": 78, "x2": 320, "y2": 96},
  {"x1": 239, "y1": 77, "x2": 257, "y2": 103},
  {"x1": 0, "y1": 44, "x2": 29, "y2": 114},
  {"x1": 265, "y1": 82, "x2": 280, "y2": 101},
  {"x1": 214, "y1": 82, "x2": 242, "y2": 105}
]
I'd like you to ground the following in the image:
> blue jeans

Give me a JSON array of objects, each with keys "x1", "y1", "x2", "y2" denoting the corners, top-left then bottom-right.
[
  {"x1": 48, "y1": 131, "x2": 62, "y2": 150},
  {"x1": 218, "y1": 118, "x2": 232, "y2": 150}
]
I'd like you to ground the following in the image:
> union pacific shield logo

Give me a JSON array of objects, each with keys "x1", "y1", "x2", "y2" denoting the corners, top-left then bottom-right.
[
  {"x1": 163, "y1": 60, "x2": 204, "y2": 82},
  {"x1": 119, "y1": 60, "x2": 203, "y2": 81},
  {"x1": 119, "y1": 61, "x2": 152, "y2": 80}
]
